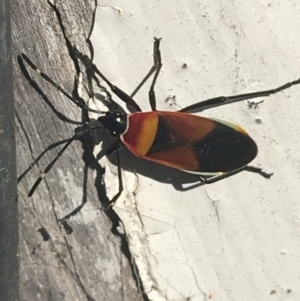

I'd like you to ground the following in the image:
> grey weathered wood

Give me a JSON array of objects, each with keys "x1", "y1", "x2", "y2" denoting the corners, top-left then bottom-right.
[
  {"x1": 0, "y1": 0, "x2": 18, "y2": 300},
  {"x1": 12, "y1": 1, "x2": 142, "y2": 300}
]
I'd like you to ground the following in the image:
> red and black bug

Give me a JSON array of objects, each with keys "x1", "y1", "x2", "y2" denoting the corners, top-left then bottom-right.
[{"x1": 21, "y1": 38, "x2": 300, "y2": 202}]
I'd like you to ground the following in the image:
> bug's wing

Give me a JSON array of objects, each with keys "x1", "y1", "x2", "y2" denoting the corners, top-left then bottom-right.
[{"x1": 144, "y1": 112, "x2": 257, "y2": 173}]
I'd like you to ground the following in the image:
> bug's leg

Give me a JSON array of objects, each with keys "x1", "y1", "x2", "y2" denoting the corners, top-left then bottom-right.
[
  {"x1": 129, "y1": 37, "x2": 162, "y2": 111},
  {"x1": 244, "y1": 165, "x2": 273, "y2": 178},
  {"x1": 179, "y1": 78, "x2": 300, "y2": 113},
  {"x1": 130, "y1": 37, "x2": 162, "y2": 102},
  {"x1": 198, "y1": 165, "x2": 273, "y2": 184},
  {"x1": 74, "y1": 49, "x2": 142, "y2": 112},
  {"x1": 147, "y1": 37, "x2": 163, "y2": 111},
  {"x1": 105, "y1": 138, "x2": 122, "y2": 156},
  {"x1": 19, "y1": 54, "x2": 103, "y2": 114},
  {"x1": 59, "y1": 139, "x2": 123, "y2": 220},
  {"x1": 18, "y1": 138, "x2": 70, "y2": 183},
  {"x1": 103, "y1": 147, "x2": 124, "y2": 209},
  {"x1": 28, "y1": 125, "x2": 102, "y2": 197}
]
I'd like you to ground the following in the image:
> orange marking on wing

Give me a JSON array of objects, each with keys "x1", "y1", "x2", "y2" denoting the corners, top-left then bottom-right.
[{"x1": 121, "y1": 112, "x2": 159, "y2": 156}]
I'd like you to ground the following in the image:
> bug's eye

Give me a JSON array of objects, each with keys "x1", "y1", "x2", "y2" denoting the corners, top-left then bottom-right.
[
  {"x1": 111, "y1": 131, "x2": 117, "y2": 137},
  {"x1": 114, "y1": 112, "x2": 121, "y2": 119}
]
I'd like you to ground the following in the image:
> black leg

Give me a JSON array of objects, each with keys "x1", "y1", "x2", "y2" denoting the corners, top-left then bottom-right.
[
  {"x1": 73, "y1": 48, "x2": 142, "y2": 112},
  {"x1": 148, "y1": 37, "x2": 163, "y2": 111},
  {"x1": 129, "y1": 37, "x2": 163, "y2": 111},
  {"x1": 179, "y1": 165, "x2": 272, "y2": 191},
  {"x1": 198, "y1": 165, "x2": 272, "y2": 184},
  {"x1": 20, "y1": 54, "x2": 105, "y2": 114},
  {"x1": 17, "y1": 138, "x2": 70, "y2": 183},
  {"x1": 129, "y1": 38, "x2": 162, "y2": 101},
  {"x1": 74, "y1": 38, "x2": 163, "y2": 112},
  {"x1": 103, "y1": 147, "x2": 124, "y2": 209},
  {"x1": 106, "y1": 138, "x2": 122, "y2": 156},
  {"x1": 28, "y1": 125, "x2": 102, "y2": 197},
  {"x1": 179, "y1": 78, "x2": 300, "y2": 113},
  {"x1": 244, "y1": 165, "x2": 273, "y2": 178}
]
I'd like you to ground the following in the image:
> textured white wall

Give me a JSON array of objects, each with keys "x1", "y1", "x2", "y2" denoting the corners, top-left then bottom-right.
[{"x1": 91, "y1": 1, "x2": 300, "y2": 300}]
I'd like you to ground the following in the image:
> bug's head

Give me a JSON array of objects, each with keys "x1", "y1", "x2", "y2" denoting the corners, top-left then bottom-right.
[{"x1": 98, "y1": 111, "x2": 127, "y2": 137}]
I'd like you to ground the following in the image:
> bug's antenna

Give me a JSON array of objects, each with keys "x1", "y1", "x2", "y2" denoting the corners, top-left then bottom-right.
[
  {"x1": 20, "y1": 53, "x2": 107, "y2": 115},
  {"x1": 28, "y1": 125, "x2": 102, "y2": 197},
  {"x1": 179, "y1": 77, "x2": 300, "y2": 113}
]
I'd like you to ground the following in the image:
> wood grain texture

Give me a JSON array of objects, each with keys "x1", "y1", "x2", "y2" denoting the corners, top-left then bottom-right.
[
  {"x1": 0, "y1": 0, "x2": 18, "y2": 299},
  {"x1": 12, "y1": 1, "x2": 142, "y2": 300}
]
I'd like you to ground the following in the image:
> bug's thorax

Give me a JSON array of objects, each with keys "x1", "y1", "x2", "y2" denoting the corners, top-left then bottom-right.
[{"x1": 97, "y1": 111, "x2": 127, "y2": 137}]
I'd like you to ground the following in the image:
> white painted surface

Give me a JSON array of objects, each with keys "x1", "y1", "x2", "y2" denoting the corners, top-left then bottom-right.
[{"x1": 91, "y1": 1, "x2": 300, "y2": 300}]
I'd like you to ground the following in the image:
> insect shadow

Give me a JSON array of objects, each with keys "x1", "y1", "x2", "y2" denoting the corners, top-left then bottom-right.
[{"x1": 17, "y1": 54, "x2": 110, "y2": 221}]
